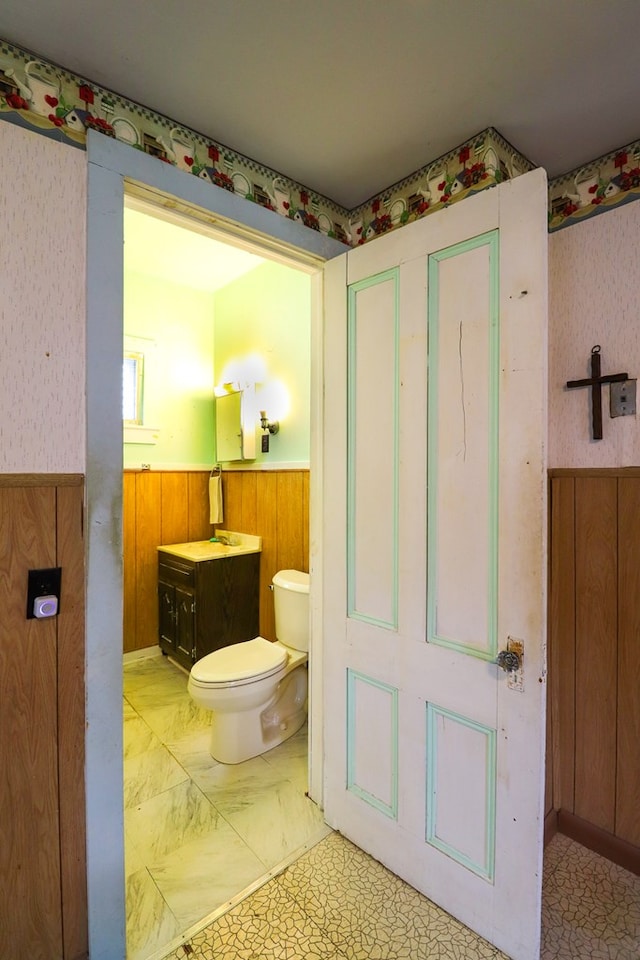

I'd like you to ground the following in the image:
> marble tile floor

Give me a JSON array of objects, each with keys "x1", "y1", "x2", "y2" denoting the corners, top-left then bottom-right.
[
  {"x1": 161, "y1": 828, "x2": 640, "y2": 960},
  {"x1": 126, "y1": 655, "x2": 640, "y2": 960},
  {"x1": 123, "y1": 652, "x2": 331, "y2": 960}
]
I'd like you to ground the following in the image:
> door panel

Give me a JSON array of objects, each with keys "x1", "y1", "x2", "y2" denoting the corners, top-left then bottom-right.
[
  {"x1": 348, "y1": 270, "x2": 399, "y2": 627},
  {"x1": 323, "y1": 169, "x2": 548, "y2": 960},
  {"x1": 427, "y1": 235, "x2": 497, "y2": 657}
]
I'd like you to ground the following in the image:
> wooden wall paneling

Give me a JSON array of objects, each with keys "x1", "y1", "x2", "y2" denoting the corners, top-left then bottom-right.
[
  {"x1": 222, "y1": 471, "x2": 243, "y2": 531},
  {"x1": 550, "y1": 476, "x2": 576, "y2": 813},
  {"x1": 241, "y1": 471, "x2": 258, "y2": 534},
  {"x1": 161, "y1": 472, "x2": 189, "y2": 545},
  {"x1": 545, "y1": 675, "x2": 553, "y2": 819},
  {"x1": 188, "y1": 471, "x2": 213, "y2": 541},
  {"x1": 0, "y1": 486, "x2": 62, "y2": 958},
  {"x1": 122, "y1": 472, "x2": 137, "y2": 654},
  {"x1": 56, "y1": 483, "x2": 88, "y2": 960},
  {"x1": 276, "y1": 471, "x2": 304, "y2": 572},
  {"x1": 574, "y1": 477, "x2": 617, "y2": 832},
  {"x1": 122, "y1": 469, "x2": 310, "y2": 653},
  {"x1": 256, "y1": 471, "x2": 278, "y2": 640},
  {"x1": 616, "y1": 477, "x2": 640, "y2": 846},
  {"x1": 135, "y1": 471, "x2": 162, "y2": 650},
  {"x1": 302, "y1": 471, "x2": 310, "y2": 572}
]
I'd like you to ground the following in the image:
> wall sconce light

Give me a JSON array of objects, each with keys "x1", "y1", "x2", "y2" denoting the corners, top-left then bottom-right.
[{"x1": 260, "y1": 410, "x2": 279, "y2": 435}]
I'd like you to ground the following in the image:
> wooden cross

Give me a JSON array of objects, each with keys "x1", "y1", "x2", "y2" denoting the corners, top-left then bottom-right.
[{"x1": 566, "y1": 345, "x2": 628, "y2": 440}]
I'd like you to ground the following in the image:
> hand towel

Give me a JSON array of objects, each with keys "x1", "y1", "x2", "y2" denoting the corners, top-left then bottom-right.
[{"x1": 209, "y1": 475, "x2": 223, "y2": 524}]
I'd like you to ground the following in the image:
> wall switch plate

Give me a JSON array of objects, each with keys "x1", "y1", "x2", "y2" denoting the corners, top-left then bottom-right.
[
  {"x1": 610, "y1": 379, "x2": 637, "y2": 418},
  {"x1": 26, "y1": 567, "x2": 61, "y2": 619}
]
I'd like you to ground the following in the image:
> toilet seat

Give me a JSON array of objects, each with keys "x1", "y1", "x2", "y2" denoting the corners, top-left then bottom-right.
[{"x1": 190, "y1": 636, "x2": 287, "y2": 689}]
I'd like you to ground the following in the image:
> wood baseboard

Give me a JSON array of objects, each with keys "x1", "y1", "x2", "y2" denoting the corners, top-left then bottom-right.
[
  {"x1": 557, "y1": 810, "x2": 640, "y2": 876},
  {"x1": 544, "y1": 808, "x2": 558, "y2": 847}
]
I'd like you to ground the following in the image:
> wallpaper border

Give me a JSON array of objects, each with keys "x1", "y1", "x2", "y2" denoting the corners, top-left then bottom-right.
[{"x1": 1, "y1": 37, "x2": 637, "y2": 242}]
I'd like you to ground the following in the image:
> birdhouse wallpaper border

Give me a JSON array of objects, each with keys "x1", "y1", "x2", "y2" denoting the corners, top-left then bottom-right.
[{"x1": 1, "y1": 37, "x2": 639, "y2": 242}]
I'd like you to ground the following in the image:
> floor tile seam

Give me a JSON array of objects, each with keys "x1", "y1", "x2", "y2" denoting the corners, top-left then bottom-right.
[
  {"x1": 198, "y1": 770, "x2": 308, "y2": 822},
  {"x1": 126, "y1": 768, "x2": 199, "y2": 815},
  {"x1": 123, "y1": 676, "x2": 175, "y2": 694},
  {"x1": 124, "y1": 740, "x2": 187, "y2": 768},
  {"x1": 123, "y1": 774, "x2": 192, "y2": 812},
  {"x1": 154, "y1": 741, "x2": 214, "y2": 791},
  {"x1": 126, "y1": 679, "x2": 191, "y2": 701},
  {"x1": 177, "y1": 783, "x2": 274, "y2": 871},
  {"x1": 128, "y1": 727, "x2": 306, "y2": 875},
  {"x1": 131, "y1": 863, "x2": 181, "y2": 928}
]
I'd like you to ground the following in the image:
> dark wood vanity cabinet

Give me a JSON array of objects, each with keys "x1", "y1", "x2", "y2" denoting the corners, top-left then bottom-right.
[{"x1": 158, "y1": 551, "x2": 260, "y2": 671}]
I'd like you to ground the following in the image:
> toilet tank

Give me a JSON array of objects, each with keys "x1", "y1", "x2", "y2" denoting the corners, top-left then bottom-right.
[{"x1": 272, "y1": 569, "x2": 310, "y2": 651}]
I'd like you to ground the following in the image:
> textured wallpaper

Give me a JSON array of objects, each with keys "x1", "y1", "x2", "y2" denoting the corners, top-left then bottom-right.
[
  {"x1": 549, "y1": 200, "x2": 640, "y2": 467},
  {"x1": 0, "y1": 123, "x2": 86, "y2": 471}
]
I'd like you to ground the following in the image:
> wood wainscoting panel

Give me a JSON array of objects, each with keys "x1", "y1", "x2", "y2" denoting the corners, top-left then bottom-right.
[
  {"x1": 0, "y1": 486, "x2": 62, "y2": 957},
  {"x1": 276, "y1": 472, "x2": 305, "y2": 573},
  {"x1": 135, "y1": 471, "x2": 162, "y2": 651},
  {"x1": 161, "y1": 472, "x2": 189, "y2": 545},
  {"x1": 302, "y1": 471, "x2": 310, "y2": 567},
  {"x1": 220, "y1": 470, "x2": 310, "y2": 641},
  {"x1": 240, "y1": 471, "x2": 258, "y2": 534},
  {"x1": 549, "y1": 469, "x2": 640, "y2": 863},
  {"x1": 188, "y1": 472, "x2": 212, "y2": 541},
  {"x1": 549, "y1": 476, "x2": 576, "y2": 813},
  {"x1": 123, "y1": 472, "x2": 137, "y2": 651},
  {"x1": 255, "y1": 471, "x2": 278, "y2": 642},
  {"x1": 123, "y1": 469, "x2": 309, "y2": 652},
  {"x1": 573, "y1": 477, "x2": 617, "y2": 833},
  {"x1": 616, "y1": 478, "x2": 640, "y2": 846},
  {"x1": 222, "y1": 471, "x2": 243, "y2": 531},
  {"x1": 56, "y1": 483, "x2": 88, "y2": 960}
]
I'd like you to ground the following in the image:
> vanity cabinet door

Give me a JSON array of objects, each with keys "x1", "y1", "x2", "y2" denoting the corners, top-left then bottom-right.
[
  {"x1": 175, "y1": 585, "x2": 196, "y2": 664},
  {"x1": 194, "y1": 553, "x2": 260, "y2": 660},
  {"x1": 158, "y1": 550, "x2": 260, "y2": 667},
  {"x1": 158, "y1": 580, "x2": 176, "y2": 651}
]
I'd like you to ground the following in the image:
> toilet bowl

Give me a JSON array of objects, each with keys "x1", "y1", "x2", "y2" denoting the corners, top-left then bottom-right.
[{"x1": 188, "y1": 569, "x2": 310, "y2": 764}]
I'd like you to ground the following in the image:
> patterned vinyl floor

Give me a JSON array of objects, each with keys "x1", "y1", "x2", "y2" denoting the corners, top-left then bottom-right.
[{"x1": 163, "y1": 830, "x2": 640, "y2": 960}]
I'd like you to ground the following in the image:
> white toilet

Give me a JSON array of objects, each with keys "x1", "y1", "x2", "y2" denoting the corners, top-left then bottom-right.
[{"x1": 187, "y1": 569, "x2": 309, "y2": 764}]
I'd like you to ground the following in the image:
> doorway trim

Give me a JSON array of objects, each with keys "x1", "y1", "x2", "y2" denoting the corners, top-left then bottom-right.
[{"x1": 86, "y1": 131, "x2": 346, "y2": 960}]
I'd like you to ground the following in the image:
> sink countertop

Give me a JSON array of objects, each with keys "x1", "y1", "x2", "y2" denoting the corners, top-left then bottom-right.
[{"x1": 158, "y1": 531, "x2": 262, "y2": 562}]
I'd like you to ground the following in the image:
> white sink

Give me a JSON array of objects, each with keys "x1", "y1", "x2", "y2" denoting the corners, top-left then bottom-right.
[{"x1": 158, "y1": 530, "x2": 262, "y2": 562}]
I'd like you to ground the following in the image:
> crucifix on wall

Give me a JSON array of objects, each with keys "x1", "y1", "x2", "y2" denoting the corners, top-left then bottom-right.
[{"x1": 566, "y1": 345, "x2": 628, "y2": 440}]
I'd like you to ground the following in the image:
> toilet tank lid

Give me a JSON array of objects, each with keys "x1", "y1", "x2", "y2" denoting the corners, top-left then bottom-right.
[
  {"x1": 191, "y1": 636, "x2": 287, "y2": 684},
  {"x1": 272, "y1": 569, "x2": 310, "y2": 594}
]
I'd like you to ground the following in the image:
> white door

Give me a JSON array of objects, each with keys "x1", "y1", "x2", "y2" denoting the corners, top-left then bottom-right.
[{"x1": 322, "y1": 168, "x2": 548, "y2": 960}]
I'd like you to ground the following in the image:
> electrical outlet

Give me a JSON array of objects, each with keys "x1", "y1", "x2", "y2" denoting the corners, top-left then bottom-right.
[{"x1": 610, "y1": 379, "x2": 637, "y2": 418}]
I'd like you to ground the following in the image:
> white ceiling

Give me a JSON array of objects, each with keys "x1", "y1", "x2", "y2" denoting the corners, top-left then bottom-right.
[
  {"x1": 2, "y1": 1, "x2": 640, "y2": 208},
  {"x1": 124, "y1": 206, "x2": 264, "y2": 292}
]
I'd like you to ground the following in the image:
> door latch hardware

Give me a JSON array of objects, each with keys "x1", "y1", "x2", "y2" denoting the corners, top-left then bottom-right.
[
  {"x1": 495, "y1": 637, "x2": 525, "y2": 692},
  {"x1": 495, "y1": 650, "x2": 521, "y2": 673}
]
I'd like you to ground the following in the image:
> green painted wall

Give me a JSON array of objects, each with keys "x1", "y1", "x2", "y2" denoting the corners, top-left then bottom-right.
[
  {"x1": 213, "y1": 261, "x2": 311, "y2": 465},
  {"x1": 123, "y1": 259, "x2": 311, "y2": 469},
  {"x1": 123, "y1": 271, "x2": 215, "y2": 468}
]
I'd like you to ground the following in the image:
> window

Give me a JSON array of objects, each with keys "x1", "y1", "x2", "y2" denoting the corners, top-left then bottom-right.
[{"x1": 123, "y1": 350, "x2": 144, "y2": 424}]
